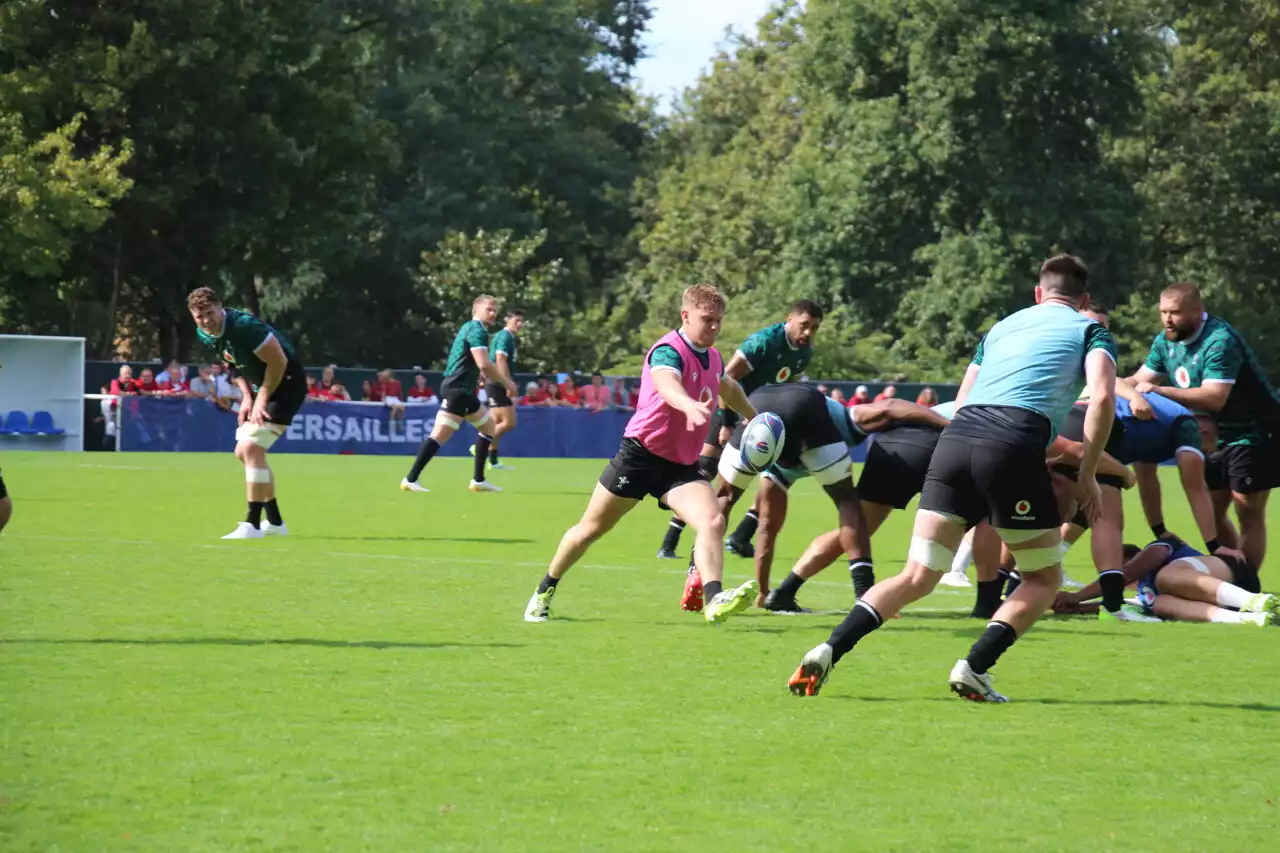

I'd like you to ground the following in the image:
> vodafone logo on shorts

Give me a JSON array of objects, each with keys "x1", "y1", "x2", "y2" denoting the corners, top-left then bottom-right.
[
  {"x1": 776, "y1": 367, "x2": 791, "y2": 382},
  {"x1": 1174, "y1": 366, "x2": 1192, "y2": 388},
  {"x1": 1012, "y1": 499, "x2": 1034, "y2": 521}
]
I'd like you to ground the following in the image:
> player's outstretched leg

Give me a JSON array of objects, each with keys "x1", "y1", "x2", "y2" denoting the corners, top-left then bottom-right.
[
  {"x1": 667, "y1": 480, "x2": 757, "y2": 624},
  {"x1": 789, "y1": 509, "x2": 964, "y2": 696},
  {"x1": 224, "y1": 431, "x2": 285, "y2": 539},
  {"x1": 525, "y1": 484, "x2": 637, "y2": 622},
  {"x1": 469, "y1": 411, "x2": 502, "y2": 492}
]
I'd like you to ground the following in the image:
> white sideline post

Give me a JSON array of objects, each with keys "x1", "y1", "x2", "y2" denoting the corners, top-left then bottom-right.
[{"x1": 0, "y1": 335, "x2": 86, "y2": 452}]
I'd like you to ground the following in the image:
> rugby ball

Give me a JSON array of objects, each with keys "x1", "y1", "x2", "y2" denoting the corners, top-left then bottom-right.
[{"x1": 740, "y1": 412, "x2": 786, "y2": 473}]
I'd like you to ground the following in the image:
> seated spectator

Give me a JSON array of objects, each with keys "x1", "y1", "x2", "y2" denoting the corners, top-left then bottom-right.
[
  {"x1": 916, "y1": 386, "x2": 938, "y2": 406},
  {"x1": 379, "y1": 369, "x2": 403, "y2": 403},
  {"x1": 614, "y1": 381, "x2": 639, "y2": 410},
  {"x1": 213, "y1": 368, "x2": 243, "y2": 412},
  {"x1": 407, "y1": 374, "x2": 435, "y2": 401},
  {"x1": 320, "y1": 365, "x2": 338, "y2": 394},
  {"x1": 328, "y1": 383, "x2": 352, "y2": 402},
  {"x1": 518, "y1": 381, "x2": 541, "y2": 406},
  {"x1": 156, "y1": 359, "x2": 187, "y2": 389},
  {"x1": 306, "y1": 374, "x2": 327, "y2": 399},
  {"x1": 136, "y1": 368, "x2": 162, "y2": 395},
  {"x1": 544, "y1": 383, "x2": 567, "y2": 407},
  {"x1": 560, "y1": 376, "x2": 582, "y2": 408},
  {"x1": 189, "y1": 365, "x2": 216, "y2": 400},
  {"x1": 849, "y1": 384, "x2": 870, "y2": 406},
  {"x1": 873, "y1": 384, "x2": 897, "y2": 403},
  {"x1": 581, "y1": 372, "x2": 612, "y2": 410},
  {"x1": 361, "y1": 378, "x2": 382, "y2": 402},
  {"x1": 110, "y1": 365, "x2": 139, "y2": 396},
  {"x1": 829, "y1": 387, "x2": 846, "y2": 404}
]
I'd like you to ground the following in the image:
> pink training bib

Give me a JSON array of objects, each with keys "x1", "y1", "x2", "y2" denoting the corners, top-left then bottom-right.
[{"x1": 624, "y1": 330, "x2": 723, "y2": 465}]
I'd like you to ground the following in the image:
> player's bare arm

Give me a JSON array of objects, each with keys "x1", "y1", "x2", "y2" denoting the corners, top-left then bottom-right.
[
  {"x1": 954, "y1": 363, "x2": 980, "y2": 406},
  {"x1": 851, "y1": 399, "x2": 949, "y2": 433},
  {"x1": 723, "y1": 351, "x2": 753, "y2": 383},
  {"x1": 717, "y1": 375, "x2": 756, "y2": 421},
  {"x1": 1135, "y1": 378, "x2": 1231, "y2": 413},
  {"x1": 494, "y1": 351, "x2": 514, "y2": 388},
  {"x1": 1048, "y1": 436, "x2": 1134, "y2": 487},
  {"x1": 652, "y1": 369, "x2": 711, "y2": 429},
  {"x1": 250, "y1": 336, "x2": 288, "y2": 425},
  {"x1": 234, "y1": 375, "x2": 254, "y2": 425},
  {"x1": 1077, "y1": 349, "x2": 1117, "y2": 522},
  {"x1": 474, "y1": 347, "x2": 516, "y2": 395}
]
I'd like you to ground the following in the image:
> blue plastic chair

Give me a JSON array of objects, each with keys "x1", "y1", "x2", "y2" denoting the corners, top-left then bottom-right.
[
  {"x1": 0, "y1": 411, "x2": 29, "y2": 435},
  {"x1": 29, "y1": 411, "x2": 65, "y2": 436}
]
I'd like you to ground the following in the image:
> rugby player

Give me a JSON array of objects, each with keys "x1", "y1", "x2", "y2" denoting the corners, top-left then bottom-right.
[
  {"x1": 188, "y1": 287, "x2": 308, "y2": 540},
  {"x1": 524, "y1": 285, "x2": 760, "y2": 624},
  {"x1": 0, "y1": 469, "x2": 11, "y2": 534},
  {"x1": 473, "y1": 309, "x2": 523, "y2": 471},
  {"x1": 1053, "y1": 539, "x2": 1275, "y2": 625},
  {"x1": 787, "y1": 254, "x2": 1116, "y2": 702},
  {"x1": 1127, "y1": 283, "x2": 1280, "y2": 569},
  {"x1": 401, "y1": 295, "x2": 517, "y2": 494},
  {"x1": 657, "y1": 301, "x2": 823, "y2": 559}
]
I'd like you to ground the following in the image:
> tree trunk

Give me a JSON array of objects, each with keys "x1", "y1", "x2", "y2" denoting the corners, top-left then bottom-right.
[{"x1": 102, "y1": 233, "x2": 122, "y2": 359}]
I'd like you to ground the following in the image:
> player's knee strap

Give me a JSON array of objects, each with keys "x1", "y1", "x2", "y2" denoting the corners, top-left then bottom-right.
[
  {"x1": 717, "y1": 443, "x2": 755, "y2": 489},
  {"x1": 435, "y1": 410, "x2": 463, "y2": 430},
  {"x1": 1182, "y1": 556, "x2": 1212, "y2": 576},
  {"x1": 1006, "y1": 546, "x2": 1062, "y2": 571},
  {"x1": 467, "y1": 407, "x2": 492, "y2": 428},
  {"x1": 801, "y1": 443, "x2": 853, "y2": 486},
  {"x1": 908, "y1": 536, "x2": 956, "y2": 572},
  {"x1": 995, "y1": 527, "x2": 1057, "y2": 545},
  {"x1": 235, "y1": 423, "x2": 284, "y2": 450},
  {"x1": 245, "y1": 467, "x2": 272, "y2": 483}
]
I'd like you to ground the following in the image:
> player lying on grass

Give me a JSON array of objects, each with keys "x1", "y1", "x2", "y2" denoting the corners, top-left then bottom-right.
[
  {"x1": 524, "y1": 285, "x2": 760, "y2": 625},
  {"x1": 658, "y1": 301, "x2": 823, "y2": 560},
  {"x1": 188, "y1": 287, "x2": 308, "y2": 540},
  {"x1": 1052, "y1": 538, "x2": 1276, "y2": 625},
  {"x1": 698, "y1": 391, "x2": 949, "y2": 614}
]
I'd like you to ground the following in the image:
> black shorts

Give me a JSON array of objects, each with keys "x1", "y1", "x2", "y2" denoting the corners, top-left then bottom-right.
[
  {"x1": 1205, "y1": 441, "x2": 1280, "y2": 494},
  {"x1": 1051, "y1": 464, "x2": 1128, "y2": 492},
  {"x1": 439, "y1": 391, "x2": 483, "y2": 420},
  {"x1": 733, "y1": 383, "x2": 840, "y2": 469},
  {"x1": 1059, "y1": 404, "x2": 1126, "y2": 455},
  {"x1": 858, "y1": 427, "x2": 940, "y2": 509},
  {"x1": 705, "y1": 408, "x2": 741, "y2": 446},
  {"x1": 600, "y1": 438, "x2": 705, "y2": 507},
  {"x1": 920, "y1": 425, "x2": 1060, "y2": 530},
  {"x1": 264, "y1": 370, "x2": 308, "y2": 427},
  {"x1": 487, "y1": 384, "x2": 514, "y2": 408}
]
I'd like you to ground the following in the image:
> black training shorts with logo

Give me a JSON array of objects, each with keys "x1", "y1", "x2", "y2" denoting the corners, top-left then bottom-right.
[
  {"x1": 857, "y1": 425, "x2": 942, "y2": 510},
  {"x1": 918, "y1": 405, "x2": 1061, "y2": 530},
  {"x1": 600, "y1": 438, "x2": 705, "y2": 508}
]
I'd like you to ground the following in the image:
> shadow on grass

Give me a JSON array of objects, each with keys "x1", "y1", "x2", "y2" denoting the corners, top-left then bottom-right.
[
  {"x1": 0, "y1": 637, "x2": 523, "y2": 651},
  {"x1": 824, "y1": 695, "x2": 1280, "y2": 712},
  {"x1": 306, "y1": 536, "x2": 534, "y2": 544}
]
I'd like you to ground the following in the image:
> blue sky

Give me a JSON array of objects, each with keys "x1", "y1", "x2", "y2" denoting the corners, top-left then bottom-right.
[{"x1": 634, "y1": 0, "x2": 780, "y2": 107}]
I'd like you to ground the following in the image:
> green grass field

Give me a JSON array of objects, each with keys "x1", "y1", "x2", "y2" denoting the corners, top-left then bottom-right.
[{"x1": 2, "y1": 450, "x2": 1278, "y2": 852}]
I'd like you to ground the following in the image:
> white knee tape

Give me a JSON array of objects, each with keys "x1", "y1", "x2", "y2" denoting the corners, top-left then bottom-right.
[
  {"x1": 1182, "y1": 556, "x2": 1211, "y2": 576},
  {"x1": 908, "y1": 536, "x2": 956, "y2": 572},
  {"x1": 1007, "y1": 545, "x2": 1062, "y2": 571},
  {"x1": 435, "y1": 410, "x2": 462, "y2": 430},
  {"x1": 468, "y1": 407, "x2": 492, "y2": 428},
  {"x1": 994, "y1": 527, "x2": 1056, "y2": 545},
  {"x1": 919, "y1": 509, "x2": 966, "y2": 526},
  {"x1": 717, "y1": 443, "x2": 755, "y2": 489},
  {"x1": 235, "y1": 423, "x2": 284, "y2": 450},
  {"x1": 246, "y1": 467, "x2": 272, "y2": 483}
]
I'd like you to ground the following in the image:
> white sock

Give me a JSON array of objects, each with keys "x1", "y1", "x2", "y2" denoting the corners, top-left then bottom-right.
[
  {"x1": 1210, "y1": 608, "x2": 1261, "y2": 625},
  {"x1": 951, "y1": 538, "x2": 974, "y2": 573},
  {"x1": 1215, "y1": 582, "x2": 1253, "y2": 610}
]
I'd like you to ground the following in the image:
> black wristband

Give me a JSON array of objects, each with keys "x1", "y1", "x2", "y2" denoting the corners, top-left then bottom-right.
[
  {"x1": 1206, "y1": 538, "x2": 1221, "y2": 553},
  {"x1": 1151, "y1": 522, "x2": 1168, "y2": 538}
]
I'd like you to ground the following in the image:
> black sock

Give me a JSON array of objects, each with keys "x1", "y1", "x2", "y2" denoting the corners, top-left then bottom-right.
[
  {"x1": 972, "y1": 579, "x2": 1003, "y2": 619},
  {"x1": 536, "y1": 574, "x2": 559, "y2": 594},
  {"x1": 774, "y1": 571, "x2": 806, "y2": 601},
  {"x1": 828, "y1": 601, "x2": 883, "y2": 664},
  {"x1": 489, "y1": 446, "x2": 500, "y2": 464},
  {"x1": 661, "y1": 519, "x2": 687, "y2": 552},
  {"x1": 246, "y1": 501, "x2": 264, "y2": 527},
  {"x1": 473, "y1": 435, "x2": 493, "y2": 482},
  {"x1": 966, "y1": 620, "x2": 1018, "y2": 674},
  {"x1": 1098, "y1": 570, "x2": 1125, "y2": 612},
  {"x1": 407, "y1": 438, "x2": 441, "y2": 482},
  {"x1": 703, "y1": 580, "x2": 723, "y2": 601},
  {"x1": 1003, "y1": 569, "x2": 1022, "y2": 597},
  {"x1": 264, "y1": 498, "x2": 283, "y2": 526},
  {"x1": 849, "y1": 560, "x2": 875, "y2": 599},
  {"x1": 729, "y1": 510, "x2": 759, "y2": 545}
]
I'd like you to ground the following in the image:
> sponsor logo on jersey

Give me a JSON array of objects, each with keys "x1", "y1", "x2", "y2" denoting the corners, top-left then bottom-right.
[
  {"x1": 1175, "y1": 366, "x2": 1192, "y2": 388},
  {"x1": 776, "y1": 366, "x2": 791, "y2": 382}
]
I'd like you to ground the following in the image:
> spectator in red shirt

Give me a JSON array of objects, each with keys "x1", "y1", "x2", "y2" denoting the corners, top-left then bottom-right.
[
  {"x1": 849, "y1": 384, "x2": 870, "y2": 406},
  {"x1": 614, "y1": 381, "x2": 639, "y2": 411},
  {"x1": 306, "y1": 374, "x2": 327, "y2": 399},
  {"x1": 136, "y1": 368, "x2": 162, "y2": 395},
  {"x1": 110, "y1": 365, "x2": 140, "y2": 396},
  {"x1": 407, "y1": 374, "x2": 436, "y2": 401},
  {"x1": 916, "y1": 386, "x2": 938, "y2": 406},
  {"x1": 329, "y1": 383, "x2": 352, "y2": 402},
  {"x1": 378, "y1": 369, "x2": 403, "y2": 402},
  {"x1": 560, "y1": 376, "x2": 582, "y2": 407},
  {"x1": 873, "y1": 384, "x2": 897, "y2": 403},
  {"x1": 362, "y1": 378, "x2": 383, "y2": 402},
  {"x1": 580, "y1": 372, "x2": 612, "y2": 410},
  {"x1": 156, "y1": 359, "x2": 187, "y2": 390},
  {"x1": 829, "y1": 387, "x2": 846, "y2": 404}
]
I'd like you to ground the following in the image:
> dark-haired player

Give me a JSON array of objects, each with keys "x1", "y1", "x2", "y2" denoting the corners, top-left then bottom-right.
[
  {"x1": 657, "y1": 300, "x2": 823, "y2": 559},
  {"x1": 474, "y1": 309, "x2": 523, "y2": 471},
  {"x1": 401, "y1": 294, "x2": 517, "y2": 494},
  {"x1": 788, "y1": 254, "x2": 1117, "y2": 702},
  {"x1": 188, "y1": 287, "x2": 308, "y2": 540},
  {"x1": 1128, "y1": 282, "x2": 1280, "y2": 569}
]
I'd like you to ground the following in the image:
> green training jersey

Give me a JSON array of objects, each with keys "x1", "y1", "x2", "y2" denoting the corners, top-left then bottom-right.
[
  {"x1": 442, "y1": 318, "x2": 491, "y2": 394},
  {"x1": 1143, "y1": 314, "x2": 1280, "y2": 446},
  {"x1": 491, "y1": 328, "x2": 517, "y2": 374},
  {"x1": 196, "y1": 308, "x2": 299, "y2": 390},
  {"x1": 736, "y1": 322, "x2": 812, "y2": 395}
]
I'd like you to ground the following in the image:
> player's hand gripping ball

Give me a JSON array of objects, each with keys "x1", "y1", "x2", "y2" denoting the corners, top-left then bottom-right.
[{"x1": 741, "y1": 412, "x2": 786, "y2": 473}]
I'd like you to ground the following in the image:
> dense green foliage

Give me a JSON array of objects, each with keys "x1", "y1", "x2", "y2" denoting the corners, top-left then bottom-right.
[{"x1": 3, "y1": 1, "x2": 1278, "y2": 379}]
